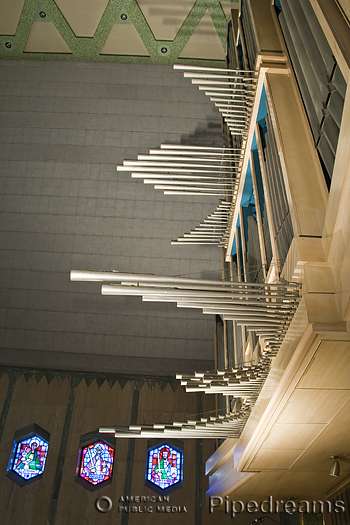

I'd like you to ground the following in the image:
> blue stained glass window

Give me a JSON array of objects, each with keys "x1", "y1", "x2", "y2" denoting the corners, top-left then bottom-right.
[
  {"x1": 145, "y1": 443, "x2": 183, "y2": 494},
  {"x1": 11, "y1": 436, "x2": 49, "y2": 480},
  {"x1": 6, "y1": 424, "x2": 50, "y2": 486}
]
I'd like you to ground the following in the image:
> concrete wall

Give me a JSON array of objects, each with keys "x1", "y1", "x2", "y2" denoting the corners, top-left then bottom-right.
[
  {"x1": 0, "y1": 60, "x2": 223, "y2": 375},
  {"x1": 0, "y1": 366, "x2": 280, "y2": 525},
  {"x1": 0, "y1": 369, "x2": 218, "y2": 525}
]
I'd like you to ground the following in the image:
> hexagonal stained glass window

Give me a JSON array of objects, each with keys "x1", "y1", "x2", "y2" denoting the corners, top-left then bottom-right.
[
  {"x1": 78, "y1": 440, "x2": 114, "y2": 487},
  {"x1": 145, "y1": 442, "x2": 183, "y2": 495},
  {"x1": 6, "y1": 424, "x2": 50, "y2": 487}
]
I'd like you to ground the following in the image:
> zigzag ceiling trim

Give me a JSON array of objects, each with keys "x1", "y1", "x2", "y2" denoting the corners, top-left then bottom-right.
[{"x1": 0, "y1": 0, "x2": 231, "y2": 65}]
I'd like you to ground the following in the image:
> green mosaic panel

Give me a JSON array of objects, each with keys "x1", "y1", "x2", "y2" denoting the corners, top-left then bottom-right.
[{"x1": 0, "y1": 0, "x2": 232, "y2": 66}]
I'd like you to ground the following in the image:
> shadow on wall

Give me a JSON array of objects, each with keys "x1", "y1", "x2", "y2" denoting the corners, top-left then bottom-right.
[
  {"x1": 180, "y1": 118, "x2": 223, "y2": 147},
  {"x1": 179, "y1": 117, "x2": 226, "y2": 283}
]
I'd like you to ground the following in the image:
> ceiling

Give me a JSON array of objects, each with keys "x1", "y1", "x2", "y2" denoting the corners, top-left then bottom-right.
[{"x1": 0, "y1": 0, "x2": 238, "y2": 65}]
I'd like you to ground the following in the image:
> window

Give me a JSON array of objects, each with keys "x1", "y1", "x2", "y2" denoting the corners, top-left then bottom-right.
[
  {"x1": 145, "y1": 441, "x2": 183, "y2": 495},
  {"x1": 75, "y1": 431, "x2": 115, "y2": 491},
  {"x1": 6, "y1": 424, "x2": 49, "y2": 487}
]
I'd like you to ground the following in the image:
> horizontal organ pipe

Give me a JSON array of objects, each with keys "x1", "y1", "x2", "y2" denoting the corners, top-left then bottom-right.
[
  {"x1": 154, "y1": 185, "x2": 236, "y2": 193},
  {"x1": 143, "y1": 179, "x2": 236, "y2": 186},
  {"x1": 164, "y1": 190, "x2": 231, "y2": 195},
  {"x1": 184, "y1": 72, "x2": 256, "y2": 81},
  {"x1": 71, "y1": 270, "x2": 299, "y2": 291},
  {"x1": 160, "y1": 144, "x2": 241, "y2": 151},
  {"x1": 137, "y1": 155, "x2": 242, "y2": 162},
  {"x1": 71, "y1": 270, "x2": 300, "y2": 357},
  {"x1": 100, "y1": 286, "x2": 298, "y2": 301},
  {"x1": 122, "y1": 160, "x2": 234, "y2": 169},
  {"x1": 149, "y1": 149, "x2": 241, "y2": 156},
  {"x1": 118, "y1": 166, "x2": 230, "y2": 174},
  {"x1": 173, "y1": 64, "x2": 254, "y2": 73},
  {"x1": 131, "y1": 173, "x2": 237, "y2": 180}
]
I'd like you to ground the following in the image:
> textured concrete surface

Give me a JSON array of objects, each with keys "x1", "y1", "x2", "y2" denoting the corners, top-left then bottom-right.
[{"x1": 0, "y1": 60, "x2": 223, "y2": 374}]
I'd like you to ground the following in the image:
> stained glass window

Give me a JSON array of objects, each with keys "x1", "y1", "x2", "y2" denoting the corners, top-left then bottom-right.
[
  {"x1": 78, "y1": 440, "x2": 114, "y2": 488},
  {"x1": 12, "y1": 436, "x2": 49, "y2": 480},
  {"x1": 145, "y1": 442, "x2": 183, "y2": 494},
  {"x1": 6, "y1": 424, "x2": 50, "y2": 486}
]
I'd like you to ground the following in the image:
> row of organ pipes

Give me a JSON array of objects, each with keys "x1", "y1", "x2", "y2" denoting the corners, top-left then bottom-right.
[
  {"x1": 72, "y1": 66, "x2": 299, "y2": 439},
  {"x1": 70, "y1": 271, "x2": 300, "y2": 356},
  {"x1": 70, "y1": 271, "x2": 301, "y2": 438},
  {"x1": 116, "y1": 66, "x2": 258, "y2": 248},
  {"x1": 117, "y1": 144, "x2": 242, "y2": 197},
  {"x1": 117, "y1": 143, "x2": 241, "y2": 247},
  {"x1": 173, "y1": 64, "x2": 257, "y2": 138},
  {"x1": 172, "y1": 200, "x2": 233, "y2": 247},
  {"x1": 100, "y1": 402, "x2": 251, "y2": 439},
  {"x1": 116, "y1": 135, "x2": 273, "y2": 254}
]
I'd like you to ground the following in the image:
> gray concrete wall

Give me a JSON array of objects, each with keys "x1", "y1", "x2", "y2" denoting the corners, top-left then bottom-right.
[{"x1": 0, "y1": 60, "x2": 223, "y2": 375}]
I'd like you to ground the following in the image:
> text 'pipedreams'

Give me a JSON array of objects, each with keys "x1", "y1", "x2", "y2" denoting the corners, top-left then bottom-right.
[{"x1": 209, "y1": 496, "x2": 345, "y2": 517}]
